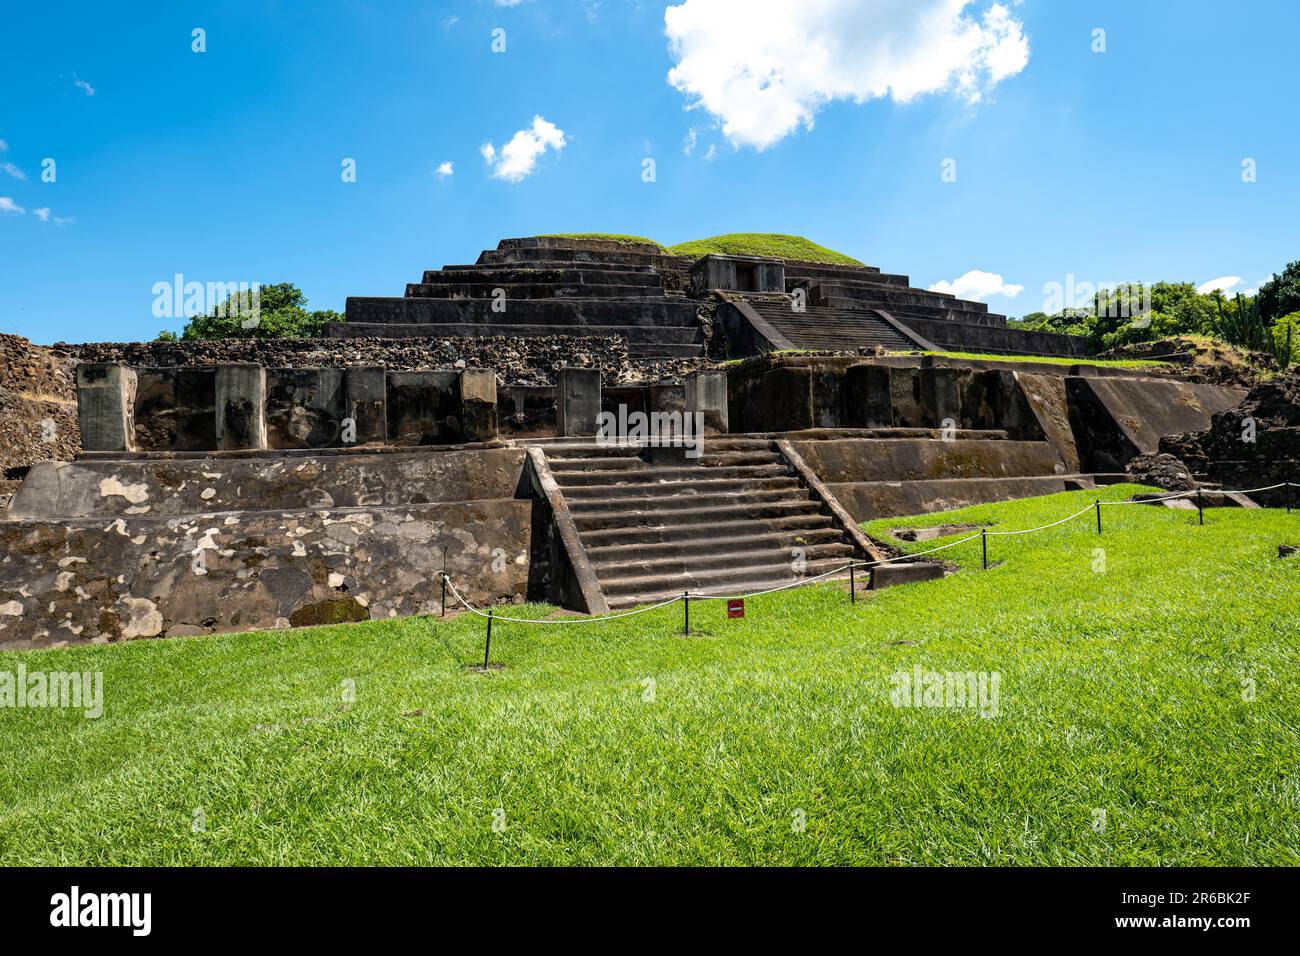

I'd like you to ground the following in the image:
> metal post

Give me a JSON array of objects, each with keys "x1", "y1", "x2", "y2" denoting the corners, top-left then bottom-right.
[
  {"x1": 981, "y1": 529, "x2": 988, "y2": 570},
  {"x1": 1197, "y1": 487, "x2": 1204, "y2": 526},
  {"x1": 1287, "y1": 475, "x2": 1293, "y2": 514},
  {"x1": 440, "y1": 547, "x2": 448, "y2": 617},
  {"x1": 1095, "y1": 499, "x2": 1102, "y2": 534},
  {"x1": 850, "y1": 563, "x2": 856, "y2": 604},
  {"x1": 483, "y1": 607, "x2": 494, "y2": 670},
  {"x1": 683, "y1": 591, "x2": 690, "y2": 636}
]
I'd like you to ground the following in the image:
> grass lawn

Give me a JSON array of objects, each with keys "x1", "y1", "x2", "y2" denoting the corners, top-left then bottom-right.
[
  {"x1": 912, "y1": 350, "x2": 1169, "y2": 370},
  {"x1": 668, "y1": 233, "x2": 865, "y2": 266},
  {"x1": 1, "y1": 486, "x2": 1296, "y2": 865}
]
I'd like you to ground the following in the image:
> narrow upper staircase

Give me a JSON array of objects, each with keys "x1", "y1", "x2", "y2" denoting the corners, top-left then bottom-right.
[{"x1": 540, "y1": 437, "x2": 858, "y2": 609}]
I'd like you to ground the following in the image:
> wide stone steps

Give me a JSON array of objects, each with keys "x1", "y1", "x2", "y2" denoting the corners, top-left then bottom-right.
[
  {"x1": 562, "y1": 475, "x2": 800, "y2": 498},
  {"x1": 405, "y1": 282, "x2": 665, "y2": 299},
  {"x1": 438, "y1": 261, "x2": 659, "y2": 276},
  {"x1": 548, "y1": 450, "x2": 778, "y2": 470},
  {"x1": 572, "y1": 498, "x2": 823, "y2": 532},
  {"x1": 593, "y1": 541, "x2": 852, "y2": 577},
  {"x1": 344, "y1": 297, "x2": 701, "y2": 327},
  {"x1": 567, "y1": 486, "x2": 805, "y2": 514},
  {"x1": 743, "y1": 301, "x2": 916, "y2": 351},
  {"x1": 576, "y1": 512, "x2": 836, "y2": 548},
  {"x1": 601, "y1": 557, "x2": 852, "y2": 607},
  {"x1": 819, "y1": 297, "x2": 996, "y2": 326},
  {"x1": 552, "y1": 464, "x2": 787, "y2": 486},
  {"x1": 585, "y1": 526, "x2": 847, "y2": 563}
]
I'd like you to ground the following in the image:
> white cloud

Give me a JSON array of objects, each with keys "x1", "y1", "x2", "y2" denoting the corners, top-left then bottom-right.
[
  {"x1": 480, "y1": 116, "x2": 567, "y2": 182},
  {"x1": 33, "y1": 207, "x2": 50, "y2": 221},
  {"x1": 703, "y1": 144, "x2": 718, "y2": 162},
  {"x1": 664, "y1": 0, "x2": 1030, "y2": 150},
  {"x1": 436, "y1": 161, "x2": 455, "y2": 178},
  {"x1": 683, "y1": 127, "x2": 698, "y2": 155},
  {"x1": 0, "y1": 139, "x2": 8, "y2": 151},
  {"x1": 54, "y1": 215, "x2": 76, "y2": 225},
  {"x1": 929, "y1": 270, "x2": 1024, "y2": 301},
  {"x1": 0, "y1": 196, "x2": 25, "y2": 215},
  {"x1": 73, "y1": 74, "x2": 96, "y2": 96},
  {"x1": 0, "y1": 162, "x2": 24, "y2": 180},
  {"x1": 1196, "y1": 275, "x2": 1242, "y2": 296},
  {"x1": 495, "y1": 0, "x2": 525, "y2": 6}
]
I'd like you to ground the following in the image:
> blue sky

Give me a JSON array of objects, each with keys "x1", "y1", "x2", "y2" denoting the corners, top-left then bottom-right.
[{"x1": 1, "y1": 0, "x2": 1297, "y2": 344}]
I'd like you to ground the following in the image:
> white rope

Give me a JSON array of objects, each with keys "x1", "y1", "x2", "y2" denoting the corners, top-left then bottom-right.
[
  {"x1": 984, "y1": 504, "x2": 1095, "y2": 536},
  {"x1": 1100, "y1": 481, "x2": 1291, "y2": 505},
  {"x1": 687, "y1": 562, "x2": 856, "y2": 601},
  {"x1": 441, "y1": 573, "x2": 681, "y2": 624}
]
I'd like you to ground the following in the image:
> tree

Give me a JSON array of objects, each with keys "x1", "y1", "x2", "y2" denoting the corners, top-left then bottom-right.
[
  {"x1": 177, "y1": 283, "x2": 342, "y2": 340},
  {"x1": 1272, "y1": 311, "x2": 1300, "y2": 367},
  {"x1": 1256, "y1": 260, "x2": 1300, "y2": 323}
]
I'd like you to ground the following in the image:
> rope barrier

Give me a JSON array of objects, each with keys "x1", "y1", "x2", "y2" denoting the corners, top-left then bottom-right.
[
  {"x1": 1099, "y1": 481, "x2": 1291, "y2": 505},
  {"x1": 441, "y1": 574, "x2": 682, "y2": 623},
  {"x1": 437, "y1": 481, "x2": 1297, "y2": 630}
]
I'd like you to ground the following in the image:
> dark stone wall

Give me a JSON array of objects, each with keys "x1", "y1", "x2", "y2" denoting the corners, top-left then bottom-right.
[
  {"x1": 891, "y1": 315, "x2": 1089, "y2": 358},
  {"x1": 53, "y1": 336, "x2": 633, "y2": 387}
]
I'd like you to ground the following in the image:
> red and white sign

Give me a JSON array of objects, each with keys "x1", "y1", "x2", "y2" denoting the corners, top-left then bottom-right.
[{"x1": 726, "y1": 598, "x2": 745, "y2": 619}]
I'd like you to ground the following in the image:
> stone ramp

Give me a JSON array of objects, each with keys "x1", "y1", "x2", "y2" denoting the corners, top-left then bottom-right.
[
  {"x1": 723, "y1": 298, "x2": 922, "y2": 352},
  {"x1": 537, "y1": 437, "x2": 860, "y2": 608}
]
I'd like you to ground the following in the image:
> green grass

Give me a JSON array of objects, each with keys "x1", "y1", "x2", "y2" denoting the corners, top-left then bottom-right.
[
  {"x1": 669, "y1": 233, "x2": 864, "y2": 266},
  {"x1": 539, "y1": 233, "x2": 667, "y2": 250},
  {"x1": 1, "y1": 486, "x2": 1296, "y2": 865},
  {"x1": 913, "y1": 350, "x2": 1168, "y2": 369}
]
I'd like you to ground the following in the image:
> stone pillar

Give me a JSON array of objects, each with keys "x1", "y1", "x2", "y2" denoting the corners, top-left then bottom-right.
[
  {"x1": 459, "y1": 369, "x2": 498, "y2": 443},
  {"x1": 346, "y1": 367, "x2": 387, "y2": 445},
  {"x1": 920, "y1": 368, "x2": 961, "y2": 430},
  {"x1": 686, "y1": 370, "x2": 728, "y2": 434},
  {"x1": 76, "y1": 363, "x2": 137, "y2": 452},
  {"x1": 214, "y1": 364, "x2": 266, "y2": 450},
  {"x1": 556, "y1": 367, "x2": 601, "y2": 437}
]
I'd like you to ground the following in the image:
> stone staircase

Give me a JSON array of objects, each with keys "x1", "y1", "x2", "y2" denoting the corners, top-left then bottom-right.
[
  {"x1": 336, "y1": 239, "x2": 707, "y2": 358},
  {"x1": 738, "y1": 298, "x2": 920, "y2": 352},
  {"x1": 540, "y1": 437, "x2": 857, "y2": 608}
]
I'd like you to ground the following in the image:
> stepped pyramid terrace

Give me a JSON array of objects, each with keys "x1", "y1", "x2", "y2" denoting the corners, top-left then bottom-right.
[
  {"x1": 0, "y1": 235, "x2": 1256, "y2": 647},
  {"x1": 339, "y1": 235, "x2": 1087, "y2": 360}
]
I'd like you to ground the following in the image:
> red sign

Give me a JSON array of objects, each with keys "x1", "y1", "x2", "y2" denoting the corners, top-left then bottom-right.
[{"x1": 727, "y1": 599, "x2": 745, "y2": 619}]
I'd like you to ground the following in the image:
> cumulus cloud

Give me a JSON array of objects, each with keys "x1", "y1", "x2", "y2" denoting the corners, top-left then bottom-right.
[
  {"x1": 481, "y1": 116, "x2": 567, "y2": 182},
  {"x1": 0, "y1": 161, "x2": 24, "y2": 180},
  {"x1": 1196, "y1": 276, "x2": 1242, "y2": 296},
  {"x1": 0, "y1": 196, "x2": 25, "y2": 215},
  {"x1": 73, "y1": 73, "x2": 96, "y2": 96},
  {"x1": 33, "y1": 207, "x2": 50, "y2": 221},
  {"x1": 436, "y1": 161, "x2": 454, "y2": 178},
  {"x1": 664, "y1": 0, "x2": 1030, "y2": 150},
  {"x1": 929, "y1": 270, "x2": 1024, "y2": 301}
]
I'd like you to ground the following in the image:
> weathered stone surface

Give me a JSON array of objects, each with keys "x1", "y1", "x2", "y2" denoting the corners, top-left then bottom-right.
[
  {"x1": 1067, "y1": 376, "x2": 1245, "y2": 471},
  {"x1": 790, "y1": 438, "x2": 1065, "y2": 484},
  {"x1": 1160, "y1": 369, "x2": 1300, "y2": 505},
  {"x1": 76, "y1": 363, "x2": 136, "y2": 452},
  {"x1": 214, "y1": 364, "x2": 266, "y2": 450},
  {"x1": 0, "y1": 499, "x2": 532, "y2": 648},
  {"x1": 832, "y1": 476, "x2": 1086, "y2": 522},
  {"x1": 9, "y1": 448, "x2": 527, "y2": 519},
  {"x1": 557, "y1": 367, "x2": 601, "y2": 437},
  {"x1": 459, "y1": 369, "x2": 498, "y2": 443},
  {"x1": 870, "y1": 561, "x2": 945, "y2": 589},
  {"x1": 685, "y1": 370, "x2": 728, "y2": 434},
  {"x1": 1124, "y1": 452, "x2": 1196, "y2": 491}
]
